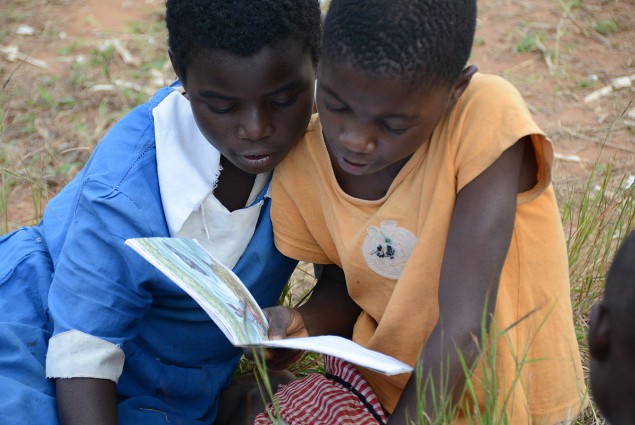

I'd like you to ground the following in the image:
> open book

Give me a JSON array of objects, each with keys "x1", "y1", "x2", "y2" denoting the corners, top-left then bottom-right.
[{"x1": 125, "y1": 237, "x2": 413, "y2": 376}]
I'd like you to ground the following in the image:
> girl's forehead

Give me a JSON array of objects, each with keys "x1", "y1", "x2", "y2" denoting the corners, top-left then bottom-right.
[
  {"x1": 318, "y1": 59, "x2": 447, "y2": 105},
  {"x1": 185, "y1": 39, "x2": 315, "y2": 97}
]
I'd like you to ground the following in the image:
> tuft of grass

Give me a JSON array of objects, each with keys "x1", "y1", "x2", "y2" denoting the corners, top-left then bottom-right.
[
  {"x1": 562, "y1": 161, "x2": 634, "y2": 321},
  {"x1": 590, "y1": 19, "x2": 619, "y2": 35},
  {"x1": 278, "y1": 262, "x2": 316, "y2": 308},
  {"x1": 90, "y1": 44, "x2": 116, "y2": 79},
  {"x1": 576, "y1": 79, "x2": 595, "y2": 89},
  {"x1": 513, "y1": 31, "x2": 543, "y2": 54},
  {"x1": 559, "y1": 149, "x2": 634, "y2": 425},
  {"x1": 562, "y1": 0, "x2": 584, "y2": 11}
]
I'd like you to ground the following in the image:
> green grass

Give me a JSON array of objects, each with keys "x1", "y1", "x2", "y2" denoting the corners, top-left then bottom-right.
[
  {"x1": 514, "y1": 31, "x2": 544, "y2": 54},
  {"x1": 590, "y1": 19, "x2": 619, "y2": 36}
]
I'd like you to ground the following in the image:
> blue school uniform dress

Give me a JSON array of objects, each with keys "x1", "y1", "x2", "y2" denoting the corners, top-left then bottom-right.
[{"x1": 0, "y1": 83, "x2": 296, "y2": 425}]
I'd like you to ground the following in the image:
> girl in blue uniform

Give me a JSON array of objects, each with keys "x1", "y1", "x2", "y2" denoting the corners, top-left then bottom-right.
[{"x1": 0, "y1": 1, "x2": 321, "y2": 424}]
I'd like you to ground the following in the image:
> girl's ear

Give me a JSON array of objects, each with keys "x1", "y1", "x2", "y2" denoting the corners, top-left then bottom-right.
[
  {"x1": 448, "y1": 64, "x2": 478, "y2": 107},
  {"x1": 589, "y1": 302, "x2": 611, "y2": 361}
]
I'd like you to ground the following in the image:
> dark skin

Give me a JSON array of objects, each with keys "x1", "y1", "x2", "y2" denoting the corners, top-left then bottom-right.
[
  {"x1": 588, "y1": 232, "x2": 635, "y2": 425},
  {"x1": 215, "y1": 155, "x2": 257, "y2": 212},
  {"x1": 56, "y1": 378, "x2": 118, "y2": 425},
  {"x1": 589, "y1": 304, "x2": 635, "y2": 425}
]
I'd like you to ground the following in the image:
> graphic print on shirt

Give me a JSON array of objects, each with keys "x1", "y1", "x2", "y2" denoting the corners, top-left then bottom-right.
[{"x1": 362, "y1": 220, "x2": 417, "y2": 279}]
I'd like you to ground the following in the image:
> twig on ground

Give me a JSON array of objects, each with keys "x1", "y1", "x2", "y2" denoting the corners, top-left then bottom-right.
[{"x1": 0, "y1": 45, "x2": 48, "y2": 69}]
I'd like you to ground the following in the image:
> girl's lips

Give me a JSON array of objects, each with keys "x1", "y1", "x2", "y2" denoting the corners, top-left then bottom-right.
[
  {"x1": 341, "y1": 157, "x2": 370, "y2": 174},
  {"x1": 244, "y1": 153, "x2": 269, "y2": 160},
  {"x1": 241, "y1": 153, "x2": 275, "y2": 170},
  {"x1": 243, "y1": 150, "x2": 274, "y2": 162}
]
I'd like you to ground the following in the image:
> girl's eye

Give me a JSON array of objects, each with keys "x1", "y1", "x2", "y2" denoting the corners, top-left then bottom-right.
[
  {"x1": 270, "y1": 93, "x2": 299, "y2": 108},
  {"x1": 382, "y1": 121, "x2": 409, "y2": 135},
  {"x1": 325, "y1": 102, "x2": 349, "y2": 113},
  {"x1": 207, "y1": 104, "x2": 235, "y2": 114}
]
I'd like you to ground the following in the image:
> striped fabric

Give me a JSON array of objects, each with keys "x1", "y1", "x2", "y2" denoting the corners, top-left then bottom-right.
[{"x1": 255, "y1": 356, "x2": 388, "y2": 424}]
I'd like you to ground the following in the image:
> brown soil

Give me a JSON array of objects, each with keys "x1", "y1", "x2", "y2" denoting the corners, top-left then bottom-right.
[
  {"x1": 472, "y1": 0, "x2": 634, "y2": 182},
  {"x1": 1, "y1": 0, "x2": 634, "y2": 228}
]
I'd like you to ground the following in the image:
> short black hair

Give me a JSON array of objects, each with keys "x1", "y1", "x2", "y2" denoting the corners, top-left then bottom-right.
[
  {"x1": 604, "y1": 231, "x2": 635, "y2": 346},
  {"x1": 322, "y1": 0, "x2": 476, "y2": 87},
  {"x1": 167, "y1": 0, "x2": 321, "y2": 76}
]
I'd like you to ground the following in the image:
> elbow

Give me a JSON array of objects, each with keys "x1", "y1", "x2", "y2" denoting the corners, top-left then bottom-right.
[{"x1": 435, "y1": 319, "x2": 491, "y2": 365}]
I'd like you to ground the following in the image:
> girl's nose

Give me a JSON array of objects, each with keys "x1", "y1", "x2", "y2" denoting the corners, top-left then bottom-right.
[
  {"x1": 339, "y1": 125, "x2": 376, "y2": 154},
  {"x1": 237, "y1": 107, "x2": 274, "y2": 141}
]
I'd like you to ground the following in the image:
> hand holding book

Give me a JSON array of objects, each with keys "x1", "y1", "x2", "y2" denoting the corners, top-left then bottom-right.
[{"x1": 125, "y1": 237, "x2": 413, "y2": 376}]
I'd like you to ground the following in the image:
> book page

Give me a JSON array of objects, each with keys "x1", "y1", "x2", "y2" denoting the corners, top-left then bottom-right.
[
  {"x1": 125, "y1": 237, "x2": 268, "y2": 345},
  {"x1": 250, "y1": 335, "x2": 413, "y2": 376}
]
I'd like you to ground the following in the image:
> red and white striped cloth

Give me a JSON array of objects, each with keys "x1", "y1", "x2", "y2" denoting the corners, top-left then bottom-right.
[{"x1": 255, "y1": 355, "x2": 388, "y2": 425}]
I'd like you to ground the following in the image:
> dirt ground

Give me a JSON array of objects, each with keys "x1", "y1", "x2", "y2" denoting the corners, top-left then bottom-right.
[
  {"x1": 473, "y1": 0, "x2": 634, "y2": 182},
  {"x1": 0, "y1": 0, "x2": 634, "y2": 227}
]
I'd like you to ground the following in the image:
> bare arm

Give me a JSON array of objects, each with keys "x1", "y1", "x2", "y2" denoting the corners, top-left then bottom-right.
[
  {"x1": 298, "y1": 264, "x2": 362, "y2": 337},
  {"x1": 388, "y1": 137, "x2": 537, "y2": 424},
  {"x1": 56, "y1": 378, "x2": 118, "y2": 425}
]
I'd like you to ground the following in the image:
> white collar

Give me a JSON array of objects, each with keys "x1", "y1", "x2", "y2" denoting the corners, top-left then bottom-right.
[{"x1": 153, "y1": 89, "x2": 222, "y2": 236}]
